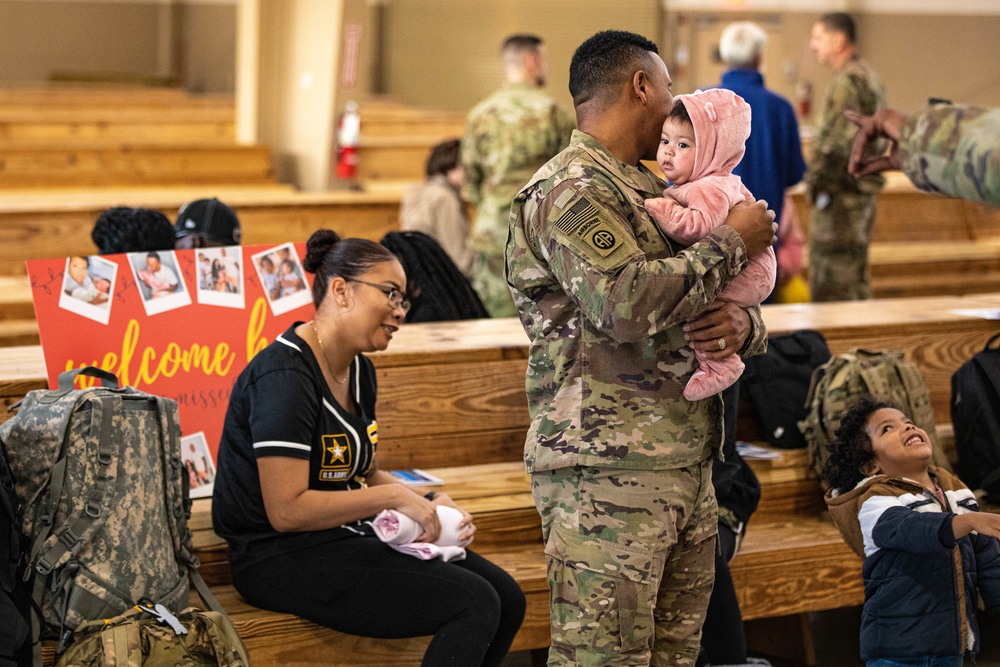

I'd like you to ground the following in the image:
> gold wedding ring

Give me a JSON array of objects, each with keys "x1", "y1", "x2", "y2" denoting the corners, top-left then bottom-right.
[{"x1": 717, "y1": 337, "x2": 726, "y2": 350}]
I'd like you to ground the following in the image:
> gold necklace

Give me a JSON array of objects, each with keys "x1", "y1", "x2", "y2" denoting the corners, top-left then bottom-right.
[{"x1": 310, "y1": 320, "x2": 349, "y2": 385}]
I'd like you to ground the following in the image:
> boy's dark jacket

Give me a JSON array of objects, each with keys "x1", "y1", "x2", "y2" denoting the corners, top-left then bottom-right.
[{"x1": 825, "y1": 466, "x2": 1000, "y2": 661}]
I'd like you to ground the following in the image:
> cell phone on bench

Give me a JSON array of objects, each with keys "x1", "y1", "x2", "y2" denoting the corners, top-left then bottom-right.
[{"x1": 388, "y1": 469, "x2": 445, "y2": 486}]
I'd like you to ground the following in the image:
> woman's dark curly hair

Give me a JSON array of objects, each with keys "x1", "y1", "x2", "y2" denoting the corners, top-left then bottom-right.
[{"x1": 821, "y1": 395, "x2": 896, "y2": 491}]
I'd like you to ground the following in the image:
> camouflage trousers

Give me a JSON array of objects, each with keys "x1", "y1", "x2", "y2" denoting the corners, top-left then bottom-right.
[
  {"x1": 808, "y1": 191, "x2": 877, "y2": 302},
  {"x1": 472, "y1": 249, "x2": 517, "y2": 317},
  {"x1": 532, "y1": 458, "x2": 718, "y2": 666}
]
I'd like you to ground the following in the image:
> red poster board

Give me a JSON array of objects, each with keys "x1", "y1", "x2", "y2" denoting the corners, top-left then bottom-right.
[{"x1": 27, "y1": 243, "x2": 315, "y2": 474}]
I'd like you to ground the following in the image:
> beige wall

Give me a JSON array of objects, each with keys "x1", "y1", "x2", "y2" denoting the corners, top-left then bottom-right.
[
  {"x1": 0, "y1": 1, "x2": 163, "y2": 84},
  {"x1": 178, "y1": 3, "x2": 237, "y2": 93},
  {"x1": 378, "y1": 0, "x2": 661, "y2": 111},
  {"x1": 0, "y1": 0, "x2": 235, "y2": 92}
]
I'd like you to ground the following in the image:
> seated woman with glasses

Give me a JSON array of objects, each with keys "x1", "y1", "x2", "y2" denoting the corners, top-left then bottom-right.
[{"x1": 212, "y1": 229, "x2": 525, "y2": 667}]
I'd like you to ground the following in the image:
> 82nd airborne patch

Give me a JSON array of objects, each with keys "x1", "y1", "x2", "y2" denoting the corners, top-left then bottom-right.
[{"x1": 551, "y1": 196, "x2": 624, "y2": 258}]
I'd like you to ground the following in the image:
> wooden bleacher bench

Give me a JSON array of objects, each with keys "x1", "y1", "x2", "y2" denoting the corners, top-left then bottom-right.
[
  {"x1": 353, "y1": 103, "x2": 466, "y2": 181},
  {"x1": 0, "y1": 181, "x2": 414, "y2": 277},
  {"x1": 0, "y1": 87, "x2": 276, "y2": 189},
  {"x1": 4, "y1": 294, "x2": 999, "y2": 665},
  {"x1": 0, "y1": 145, "x2": 276, "y2": 188},
  {"x1": 0, "y1": 106, "x2": 237, "y2": 148}
]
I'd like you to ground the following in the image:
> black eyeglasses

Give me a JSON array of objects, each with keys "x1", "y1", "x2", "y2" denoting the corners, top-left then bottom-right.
[{"x1": 348, "y1": 279, "x2": 411, "y2": 314}]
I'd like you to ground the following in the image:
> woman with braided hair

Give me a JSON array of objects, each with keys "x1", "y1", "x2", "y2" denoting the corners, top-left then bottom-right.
[{"x1": 380, "y1": 230, "x2": 489, "y2": 323}]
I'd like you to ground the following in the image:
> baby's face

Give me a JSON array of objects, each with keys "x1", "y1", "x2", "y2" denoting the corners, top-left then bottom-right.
[
  {"x1": 68, "y1": 257, "x2": 88, "y2": 285},
  {"x1": 93, "y1": 278, "x2": 111, "y2": 294},
  {"x1": 657, "y1": 118, "x2": 696, "y2": 186}
]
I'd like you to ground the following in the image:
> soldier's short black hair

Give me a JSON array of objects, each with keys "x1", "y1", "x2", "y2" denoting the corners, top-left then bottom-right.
[
  {"x1": 818, "y1": 12, "x2": 856, "y2": 44},
  {"x1": 502, "y1": 34, "x2": 543, "y2": 55},
  {"x1": 667, "y1": 99, "x2": 692, "y2": 126},
  {"x1": 91, "y1": 207, "x2": 176, "y2": 255},
  {"x1": 821, "y1": 395, "x2": 896, "y2": 491},
  {"x1": 569, "y1": 30, "x2": 659, "y2": 108},
  {"x1": 425, "y1": 138, "x2": 461, "y2": 177}
]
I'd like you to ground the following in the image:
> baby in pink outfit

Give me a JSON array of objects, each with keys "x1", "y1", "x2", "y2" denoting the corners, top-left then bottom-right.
[{"x1": 644, "y1": 88, "x2": 776, "y2": 401}]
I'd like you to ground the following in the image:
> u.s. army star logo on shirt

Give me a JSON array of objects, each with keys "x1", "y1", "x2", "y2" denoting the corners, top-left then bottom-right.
[
  {"x1": 551, "y1": 196, "x2": 624, "y2": 258},
  {"x1": 319, "y1": 433, "x2": 352, "y2": 481}
]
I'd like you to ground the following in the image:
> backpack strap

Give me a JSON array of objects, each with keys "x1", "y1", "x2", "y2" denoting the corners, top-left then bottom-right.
[
  {"x1": 150, "y1": 396, "x2": 226, "y2": 616},
  {"x1": 55, "y1": 367, "x2": 119, "y2": 394},
  {"x1": 34, "y1": 396, "x2": 122, "y2": 576}
]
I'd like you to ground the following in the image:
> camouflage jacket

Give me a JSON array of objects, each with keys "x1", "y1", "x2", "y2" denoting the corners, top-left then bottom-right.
[
  {"x1": 900, "y1": 104, "x2": 1000, "y2": 208},
  {"x1": 463, "y1": 83, "x2": 575, "y2": 252},
  {"x1": 807, "y1": 57, "x2": 886, "y2": 197},
  {"x1": 506, "y1": 130, "x2": 767, "y2": 473}
]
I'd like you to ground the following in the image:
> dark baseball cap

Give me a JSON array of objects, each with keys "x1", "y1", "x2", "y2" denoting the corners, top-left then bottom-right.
[{"x1": 174, "y1": 198, "x2": 242, "y2": 245}]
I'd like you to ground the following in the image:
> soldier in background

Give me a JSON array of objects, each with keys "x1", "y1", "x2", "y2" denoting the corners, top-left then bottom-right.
[
  {"x1": 506, "y1": 29, "x2": 776, "y2": 666},
  {"x1": 462, "y1": 34, "x2": 575, "y2": 317},
  {"x1": 806, "y1": 12, "x2": 885, "y2": 302},
  {"x1": 847, "y1": 104, "x2": 1000, "y2": 209}
]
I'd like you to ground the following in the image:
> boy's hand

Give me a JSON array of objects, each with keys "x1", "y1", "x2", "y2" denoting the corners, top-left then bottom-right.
[{"x1": 952, "y1": 511, "x2": 1000, "y2": 540}]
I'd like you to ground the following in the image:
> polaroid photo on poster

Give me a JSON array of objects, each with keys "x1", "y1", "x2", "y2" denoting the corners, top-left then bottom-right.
[
  {"x1": 58, "y1": 255, "x2": 118, "y2": 325},
  {"x1": 251, "y1": 243, "x2": 311, "y2": 316},
  {"x1": 195, "y1": 246, "x2": 245, "y2": 309},
  {"x1": 181, "y1": 431, "x2": 217, "y2": 499},
  {"x1": 127, "y1": 249, "x2": 192, "y2": 316}
]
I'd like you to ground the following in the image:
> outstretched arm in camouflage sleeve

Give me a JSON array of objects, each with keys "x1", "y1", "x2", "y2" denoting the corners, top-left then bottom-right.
[{"x1": 848, "y1": 105, "x2": 1000, "y2": 208}]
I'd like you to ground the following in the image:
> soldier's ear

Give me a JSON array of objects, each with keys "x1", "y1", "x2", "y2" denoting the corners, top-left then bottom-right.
[{"x1": 632, "y1": 70, "x2": 648, "y2": 103}]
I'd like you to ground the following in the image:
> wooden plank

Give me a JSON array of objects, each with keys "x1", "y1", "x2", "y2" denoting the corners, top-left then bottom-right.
[
  {"x1": 0, "y1": 121, "x2": 236, "y2": 148},
  {"x1": 0, "y1": 182, "x2": 412, "y2": 274},
  {"x1": 732, "y1": 518, "x2": 865, "y2": 620},
  {"x1": 0, "y1": 146, "x2": 274, "y2": 188}
]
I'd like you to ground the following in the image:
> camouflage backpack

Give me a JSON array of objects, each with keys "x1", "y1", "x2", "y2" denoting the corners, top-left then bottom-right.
[
  {"x1": 55, "y1": 605, "x2": 248, "y2": 667},
  {"x1": 0, "y1": 367, "x2": 221, "y2": 656},
  {"x1": 799, "y1": 349, "x2": 951, "y2": 484}
]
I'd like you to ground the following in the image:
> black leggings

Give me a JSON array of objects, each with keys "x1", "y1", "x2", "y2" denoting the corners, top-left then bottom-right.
[
  {"x1": 233, "y1": 536, "x2": 526, "y2": 667},
  {"x1": 698, "y1": 524, "x2": 747, "y2": 666}
]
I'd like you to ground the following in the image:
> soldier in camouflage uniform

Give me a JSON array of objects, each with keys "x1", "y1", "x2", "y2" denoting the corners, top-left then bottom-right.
[
  {"x1": 505, "y1": 30, "x2": 776, "y2": 667},
  {"x1": 463, "y1": 34, "x2": 575, "y2": 317},
  {"x1": 847, "y1": 104, "x2": 1000, "y2": 209},
  {"x1": 806, "y1": 13, "x2": 886, "y2": 302}
]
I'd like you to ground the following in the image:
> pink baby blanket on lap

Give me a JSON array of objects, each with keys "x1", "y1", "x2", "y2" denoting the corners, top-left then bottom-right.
[{"x1": 371, "y1": 505, "x2": 467, "y2": 562}]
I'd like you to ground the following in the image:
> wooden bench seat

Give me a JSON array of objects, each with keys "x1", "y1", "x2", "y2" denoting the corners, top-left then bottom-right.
[
  {"x1": 787, "y1": 171, "x2": 1000, "y2": 245},
  {"x1": 0, "y1": 107, "x2": 237, "y2": 148},
  {"x1": 6, "y1": 294, "x2": 999, "y2": 665},
  {"x1": 0, "y1": 145, "x2": 275, "y2": 188},
  {"x1": 0, "y1": 181, "x2": 412, "y2": 275}
]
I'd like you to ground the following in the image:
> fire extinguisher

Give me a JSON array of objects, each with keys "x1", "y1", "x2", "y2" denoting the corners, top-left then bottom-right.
[
  {"x1": 796, "y1": 80, "x2": 812, "y2": 120},
  {"x1": 335, "y1": 100, "x2": 361, "y2": 180}
]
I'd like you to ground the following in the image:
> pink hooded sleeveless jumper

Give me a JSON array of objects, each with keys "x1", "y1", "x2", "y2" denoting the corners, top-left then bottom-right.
[{"x1": 644, "y1": 88, "x2": 776, "y2": 402}]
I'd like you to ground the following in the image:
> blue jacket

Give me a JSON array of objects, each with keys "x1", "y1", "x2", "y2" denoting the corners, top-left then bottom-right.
[
  {"x1": 826, "y1": 467, "x2": 1000, "y2": 661},
  {"x1": 718, "y1": 69, "x2": 806, "y2": 226}
]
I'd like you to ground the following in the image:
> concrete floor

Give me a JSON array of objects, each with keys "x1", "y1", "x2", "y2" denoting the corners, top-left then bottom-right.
[{"x1": 501, "y1": 606, "x2": 1000, "y2": 666}]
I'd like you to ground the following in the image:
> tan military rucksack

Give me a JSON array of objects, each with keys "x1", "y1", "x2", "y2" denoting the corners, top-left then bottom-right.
[
  {"x1": 0, "y1": 367, "x2": 224, "y2": 661},
  {"x1": 55, "y1": 605, "x2": 249, "y2": 667},
  {"x1": 799, "y1": 349, "x2": 951, "y2": 486}
]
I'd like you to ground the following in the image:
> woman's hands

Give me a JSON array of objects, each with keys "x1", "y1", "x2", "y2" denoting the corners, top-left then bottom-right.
[
  {"x1": 393, "y1": 490, "x2": 477, "y2": 546},
  {"x1": 429, "y1": 492, "x2": 477, "y2": 547},
  {"x1": 392, "y1": 488, "x2": 442, "y2": 543}
]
